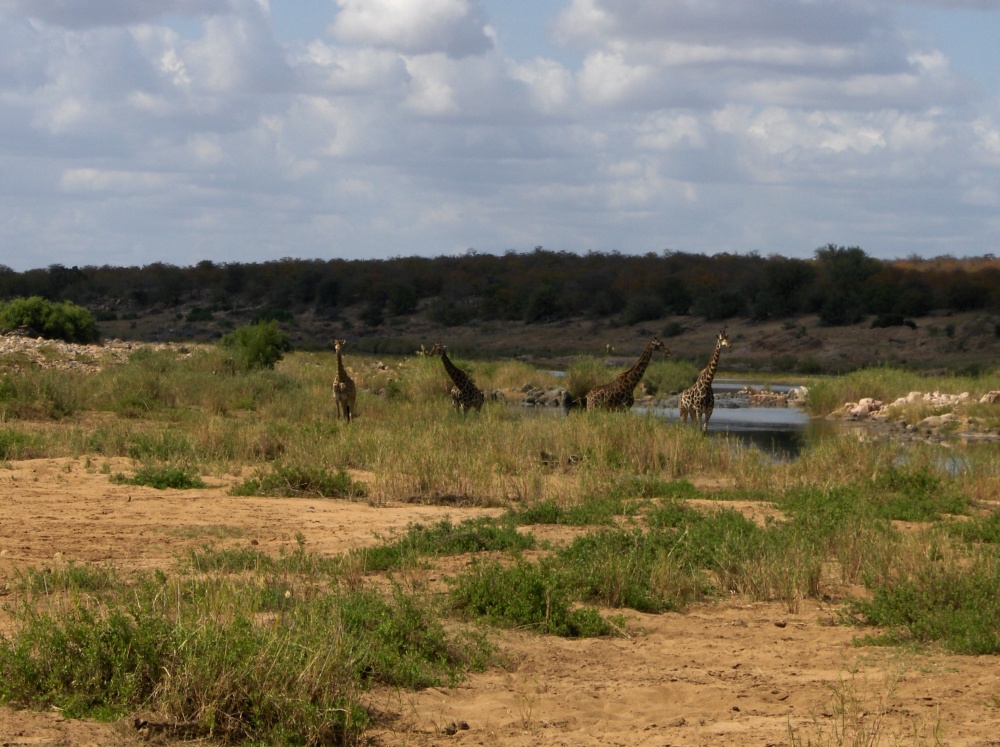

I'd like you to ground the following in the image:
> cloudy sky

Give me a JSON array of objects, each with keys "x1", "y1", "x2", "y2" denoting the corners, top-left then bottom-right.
[{"x1": 1, "y1": 0, "x2": 999, "y2": 272}]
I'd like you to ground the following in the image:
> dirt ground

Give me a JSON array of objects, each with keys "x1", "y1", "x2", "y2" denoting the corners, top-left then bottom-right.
[{"x1": 2, "y1": 458, "x2": 1000, "y2": 746}]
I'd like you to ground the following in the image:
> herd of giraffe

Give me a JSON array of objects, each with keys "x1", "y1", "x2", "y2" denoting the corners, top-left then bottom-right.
[{"x1": 328, "y1": 330, "x2": 730, "y2": 432}]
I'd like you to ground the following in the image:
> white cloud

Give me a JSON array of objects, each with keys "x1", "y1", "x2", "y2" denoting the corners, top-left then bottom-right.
[
  {"x1": 0, "y1": 0, "x2": 999, "y2": 270},
  {"x1": 0, "y1": 0, "x2": 230, "y2": 28},
  {"x1": 331, "y1": 0, "x2": 492, "y2": 58}
]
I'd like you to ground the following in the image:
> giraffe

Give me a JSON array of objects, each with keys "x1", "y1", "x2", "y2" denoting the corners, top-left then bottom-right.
[
  {"x1": 585, "y1": 337, "x2": 668, "y2": 411},
  {"x1": 678, "y1": 329, "x2": 730, "y2": 432},
  {"x1": 332, "y1": 338, "x2": 356, "y2": 423},
  {"x1": 429, "y1": 342, "x2": 485, "y2": 414}
]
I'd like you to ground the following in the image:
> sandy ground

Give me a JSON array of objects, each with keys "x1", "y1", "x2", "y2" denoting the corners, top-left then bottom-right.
[{"x1": 2, "y1": 458, "x2": 1000, "y2": 746}]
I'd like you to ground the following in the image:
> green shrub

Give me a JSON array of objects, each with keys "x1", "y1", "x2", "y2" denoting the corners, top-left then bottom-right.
[
  {"x1": 110, "y1": 464, "x2": 206, "y2": 490},
  {"x1": 0, "y1": 297, "x2": 100, "y2": 344},
  {"x1": 848, "y1": 552, "x2": 1000, "y2": 655},
  {"x1": 0, "y1": 570, "x2": 490, "y2": 744},
  {"x1": 230, "y1": 464, "x2": 366, "y2": 499},
  {"x1": 356, "y1": 517, "x2": 535, "y2": 572},
  {"x1": 621, "y1": 294, "x2": 665, "y2": 325},
  {"x1": 219, "y1": 321, "x2": 291, "y2": 371},
  {"x1": 450, "y1": 559, "x2": 616, "y2": 637}
]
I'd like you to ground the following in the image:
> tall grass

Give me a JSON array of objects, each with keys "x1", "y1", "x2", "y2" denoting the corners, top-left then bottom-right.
[
  {"x1": 805, "y1": 365, "x2": 1000, "y2": 417},
  {"x1": 0, "y1": 564, "x2": 490, "y2": 744}
]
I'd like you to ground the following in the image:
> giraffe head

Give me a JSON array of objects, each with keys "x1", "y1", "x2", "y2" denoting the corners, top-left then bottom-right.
[
  {"x1": 649, "y1": 336, "x2": 668, "y2": 354},
  {"x1": 428, "y1": 342, "x2": 445, "y2": 357},
  {"x1": 332, "y1": 338, "x2": 346, "y2": 352},
  {"x1": 717, "y1": 329, "x2": 730, "y2": 349}
]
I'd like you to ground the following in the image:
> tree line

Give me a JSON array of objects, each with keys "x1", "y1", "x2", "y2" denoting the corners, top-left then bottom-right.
[{"x1": 1, "y1": 246, "x2": 998, "y2": 329}]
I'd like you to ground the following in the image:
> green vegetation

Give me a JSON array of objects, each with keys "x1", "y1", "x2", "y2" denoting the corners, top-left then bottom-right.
[
  {"x1": 0, "y1": 570, "x2": 488, "y2": 743},
  {"x1": 110, "y1": 464, "x2": 206, "y2": 490},
  {"x1": 229, "y1": 463, "x2": 366, "y2": 499},
  {"x1": 1, "y1": 340, "x2": 1000, "y2": 743},
  {"x1": 219, "y1": 321, "x2": 291, "y2": 371},
  {"x1": 0, "y1": 296, "x2": 99, "y2": 343}
]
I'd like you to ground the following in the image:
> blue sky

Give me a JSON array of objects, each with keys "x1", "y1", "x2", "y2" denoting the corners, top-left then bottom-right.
[{"x1": 1, "y1": 0, "x2": 999, "y2": 272}]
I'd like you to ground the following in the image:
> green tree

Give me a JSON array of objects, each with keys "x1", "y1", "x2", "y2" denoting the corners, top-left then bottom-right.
[
  {"x1": 219, "y1": 321, "x2": 291, "y2": 371},
  {"x1": 0, "y1": 296, "x2": 100, "y2": 343}
]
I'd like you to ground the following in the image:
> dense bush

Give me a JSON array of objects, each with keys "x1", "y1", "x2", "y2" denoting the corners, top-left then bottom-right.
[
  {"x1": 219, "y1": 321, "x2": 291, "y2": 371},
  {"x1": 0, "y1": 296, "x2": 99, "y2": 343}
]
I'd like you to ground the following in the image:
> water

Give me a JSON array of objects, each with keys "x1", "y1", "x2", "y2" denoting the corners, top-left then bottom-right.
[
  {"x1": 644, "y1": 379, "x2": 826, "y2": 460},
  {"x1": 647, "y1": 404, "x2": 833, "y2": 460}
]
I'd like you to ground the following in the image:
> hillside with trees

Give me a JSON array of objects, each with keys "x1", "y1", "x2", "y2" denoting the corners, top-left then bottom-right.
[{"x1": 1, "y1": 245, "x2": 998, "y2": 371}]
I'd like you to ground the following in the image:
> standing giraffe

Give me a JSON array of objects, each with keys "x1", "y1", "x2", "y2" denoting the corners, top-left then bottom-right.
[
  {"x1": 429, "y1": 343, "x2": 485, "y2": 414},
  {"x1": 585, "y1": 337, "x2": 668, "y2": 411},
  {"x1": 678, "y1": 329, "x2": 730, "y2": 432},
  {"x1": 332, "y1": 338, "x2": 356, "y2": 423}
]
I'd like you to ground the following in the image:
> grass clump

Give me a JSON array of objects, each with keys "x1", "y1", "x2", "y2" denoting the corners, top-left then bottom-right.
[
  {"x1": 847, "y1": 543, "x2": 1000, "y2": 655},
  {"x1": 110, "y1": 464, "x2": 205, "y2": 490},
  {"x1": 0, "y1": 566, "x2": 491, "y2": 744},
  {"x1": 230, "y1": 463, "x2": 366, "y2": 499},
  {"x1": 450, "y1": 559, "x2": 617, "y2": 637},
  {"x1": 356, "y1": 517, "x2": 535, "y2": 572}
]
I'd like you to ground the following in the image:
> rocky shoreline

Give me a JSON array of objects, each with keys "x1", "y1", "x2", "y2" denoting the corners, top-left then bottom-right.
[{"x1": 828, "y1": 390, "x2": 1000, "y2": 444}]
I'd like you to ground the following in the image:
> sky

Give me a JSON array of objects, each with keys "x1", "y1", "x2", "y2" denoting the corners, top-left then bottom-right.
[{"x1": 1, "y1": 1, "x2": 999, "y2": 272}]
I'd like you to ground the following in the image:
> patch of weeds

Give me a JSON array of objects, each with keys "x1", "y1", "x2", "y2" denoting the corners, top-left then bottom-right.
[
  {"x1": 125, "y1": 428, "x2": 195, "y2": 462},
  {"x1": 847, "y1": 552, "x2": 1000, "y2": 655},
  {"x1": 946, "y1": 508, "x2": 1000, "y2": 544},
  {"x1": 187, "y1": 540, "x2": 343, "y2": 576},
  {"x1": 778, "y1": 473, "x2": 963, "y2": 529},
  {"x1": 873, "y1": 466, "x2": 969, "y2": 520},
  {"x1": 356, "y1": 517, "x2": 535, "y2": 572},
  {"x1": 0, "y1": 427, "x2": 43, "y2": 460},
  {"x1": 186, "y1": 545, "x2": 276, "y2": 573},
  {"x1": 230, "y1": 463, "x2": 365, "y2": 499},
  {"x1": 15, "y1": 563, "x2": 119, "y2": 595},
  {"x1": 0, "y1": 572, "x2": 490, "y2": 745},
  {"x1": 110, "y1": 464, "x2": 205, "y2": 490},
  {"x1": 557, "y1": 528, "x2": 711, "y2": 612},
  {"x1": 338, "y1": 586, "x2": 493, "y2": 687},
  {"x1": 450, "y1": 558, "x2": 616, "y2": 637},
  {"x1": 509, "y1": 479, "x2": 695, "y2": 528},
  {"x1": 169, "y1": 524, "x2": 246, "y2": 540}
]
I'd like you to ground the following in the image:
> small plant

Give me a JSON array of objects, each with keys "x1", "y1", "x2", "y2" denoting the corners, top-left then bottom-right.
[
  {"x1": 450, "y1": 559, "x2": 616, "y2": 637},
  {"x1": 110, "y1": 464, "x2": 206, "y2": 490},
  {"x1": 356, "y1": 517, "x2": 535, "y2": 572},
  {"x1": 230, "y1": 463, "x2": 366, "y2": 499}
]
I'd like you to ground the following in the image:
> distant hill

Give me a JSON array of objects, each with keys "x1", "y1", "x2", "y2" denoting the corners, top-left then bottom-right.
[{"x1": 2, "y1": 247, "x2": 999, "y2": 372}]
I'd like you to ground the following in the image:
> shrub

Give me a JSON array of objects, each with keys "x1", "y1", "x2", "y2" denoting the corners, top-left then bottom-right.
[
  {"x1": 0, "y1": 297, "x2": 99, "y2": 343},
  {"x1": 185, "y1": 307, "x2": 213, "y2": 323},
  {"x1": 621, "y1": 294, "x2": 665, "y2": 326},
  {"x1": 230, "y1": 464, "x2": 366, "y2": 499},
  {"x1": 110, "y1": 464, "x2": 206, "y2": 490},
  {"x1": 219, "y1": 321, "x2": 291, "y2": 371},
  {"x1": 450, "y1": 559, "x2": 615, "y2": 637}
]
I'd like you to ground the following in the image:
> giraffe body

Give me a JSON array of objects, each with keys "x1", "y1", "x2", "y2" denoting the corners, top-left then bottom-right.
[
  {"x1": 429, "y1": 343, "x2": 485, "y2": 413},
  {"x1": 585, "y1": 337, "x2": 667, "y2": 411},
  {"x1": 332, "y1": 339, "x2": 356, "y2": 423},
  {"x1": 678, "y1": 329, "x2": 730, "y2": 432}
]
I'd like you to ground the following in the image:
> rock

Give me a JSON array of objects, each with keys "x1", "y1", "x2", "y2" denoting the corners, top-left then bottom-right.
[
  {"x1": 917, "y1": 413, "x2": 958, "y2": 429},
  {"x1": 980, "y1": 391, "x2": 1000, "y2": 404}
]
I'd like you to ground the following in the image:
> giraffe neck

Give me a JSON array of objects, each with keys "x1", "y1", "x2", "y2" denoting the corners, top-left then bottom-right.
[
  {"x1": 618, "y1": 341, "x2": 656, "y2": 389},
  {"x1": 336, "y1": 348, "x2": 349, "y2": 379},
  {"x1": 440, "y1": 351, "x2": 469, "y2": 387},
  {"x1": 698, "y1": 342, "x2": 724, "y2": 387}
]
